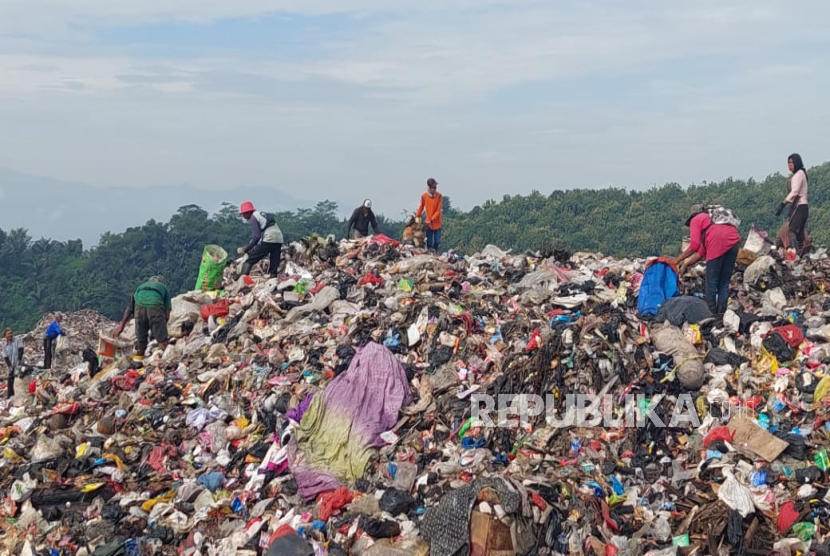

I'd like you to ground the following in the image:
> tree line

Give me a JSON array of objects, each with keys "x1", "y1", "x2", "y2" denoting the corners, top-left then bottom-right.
[{"x1": 1, "y1": 162, "x2": 827, "y2": 332}]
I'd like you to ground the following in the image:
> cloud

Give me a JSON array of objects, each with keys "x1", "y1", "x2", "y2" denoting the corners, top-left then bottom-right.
[{"x1": 0, "y1": 0, "x2": 829, "y2": 227}]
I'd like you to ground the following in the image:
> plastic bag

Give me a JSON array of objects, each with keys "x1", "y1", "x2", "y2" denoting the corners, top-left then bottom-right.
[
  {"x1": 718, "y1": 470, "x2": 754, "y2": 517},
  {"x1": 10, "y1": 473, "x2": 37, "y2": 502},
  {"x1": 55, "y1": 335, "x2": 70, "y2": 353},
  {"x1": 32, "y1": 435, "x2": 63, "y2": 463},
  {"x1": 379, "y1": 488, "x2": 415, "y2": 516}
]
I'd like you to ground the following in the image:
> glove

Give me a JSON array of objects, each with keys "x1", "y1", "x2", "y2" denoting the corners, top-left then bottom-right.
[
  {"x1": 237, "y1": 247, "x2": 246, "y2": 255},
  {"x1": 775, "y1": 203, "x2": 786, "y2": 217}
]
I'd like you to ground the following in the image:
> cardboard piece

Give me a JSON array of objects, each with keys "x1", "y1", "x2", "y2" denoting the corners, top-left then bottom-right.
[
  {"x1": 470, "y1": 510, "x2": 514, "y2": 556},
  {"x1": 727, "y1": 413, "x2": 789, "y2": 462}
]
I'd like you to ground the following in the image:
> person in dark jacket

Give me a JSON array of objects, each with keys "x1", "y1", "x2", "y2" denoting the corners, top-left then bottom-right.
[
  {"x1": 43, "y1": 313, "x2": 65, "y2": 369},
  {"x1": 238, "y1": 201, "x2": 284, "y2": 277},
  {"x1": 775, "y1": 153, "x2": 809, "y2": 254},
  {"x1": 347, "y1": 199, "x2": 380, "y2": 239}
]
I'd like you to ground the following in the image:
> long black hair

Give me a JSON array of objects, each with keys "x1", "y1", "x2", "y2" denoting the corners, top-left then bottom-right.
[{"x1": 789, "y1": 153, "x2": 807, "y2": 180}]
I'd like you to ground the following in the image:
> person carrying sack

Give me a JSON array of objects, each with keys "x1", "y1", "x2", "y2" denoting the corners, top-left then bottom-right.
[{"x1": 43, "y1": 313, "x2": 65, "y2": 370}]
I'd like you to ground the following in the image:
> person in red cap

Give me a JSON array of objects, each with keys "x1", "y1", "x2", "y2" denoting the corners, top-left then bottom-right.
[
  {"x1": 416, "y1": 178, "x2": 443, "y2": 251},
  {"x1": 238, "y1": 201, "x2": 284, "y2": 278}
]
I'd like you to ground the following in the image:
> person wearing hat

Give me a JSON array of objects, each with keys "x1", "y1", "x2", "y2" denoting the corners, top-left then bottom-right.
[
  {"x1": 346, "y1": 199, "x2": 380, "y2": 239},
  {"x1": 113, "y1": 276, "x2": 172, "y2": 361},
  {"x1": 238, "y1": 201, "x2": 284, "y2": 278},
  {"x1": 416, "y1": 178, "x2": 443, "y2": 251},
  {"x1": 671, "y1": 204, "x2": 741, "y2": 315}
]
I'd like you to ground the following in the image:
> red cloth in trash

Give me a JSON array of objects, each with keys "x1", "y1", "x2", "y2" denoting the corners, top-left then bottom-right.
[
  {"x1": 703, "y1": 426, "x2": 733, "y2": 448},
  {"x1": 268, "y1": 524, "x2": 299, "y2": 546},
  {"x1": 200, "y1": 299, "x2": 230, "y2": 320},
  {"x1": 317, "y1": 487, "x2": 353, "y2": 521},
  {"x1": 778, "y1": 501, "x2": 799, "y2": 533},
  {"x1": 358, "y1": 274, "x2": 384, "y2": 287},
  {"x1": 147, "y1": 445, "x2": 169, "y2": 474},
  {"x1": 112, "y1": 370, "x2": 140, "y2": 391},
  {"x1": 54, "y1": 402, "x2": 80, "y2": 415},
  {"x1": 772, "y1": 325, "x2": 805, "y2": 348},
  {"x1": 368, "y1": 234, "x2": 400, "y2": 247}
]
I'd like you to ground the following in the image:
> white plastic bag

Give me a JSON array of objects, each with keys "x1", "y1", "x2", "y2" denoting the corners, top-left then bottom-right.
[
  {"x1": 10, "y1": 473, "x2": 37, "y2": 502},
  {"x1": 718, "y1": 469, "x2": 755, "y2": 517},
  {"x1": 56, "y1": 335, "x2": 70, "y2": 353}
]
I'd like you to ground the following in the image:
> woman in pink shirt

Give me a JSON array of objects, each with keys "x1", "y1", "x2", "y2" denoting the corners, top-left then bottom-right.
[
  {"x1": 775, "y1": 153, "x2": 809, "y2": 253},
  {"x1": 672, "y1": 205, "x2": 741, "y2": 315}
]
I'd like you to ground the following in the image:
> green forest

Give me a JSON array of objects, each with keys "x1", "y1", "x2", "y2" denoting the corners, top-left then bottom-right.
[{"x1": 2, "y1": 162, "x2": 828, "y2": 332}]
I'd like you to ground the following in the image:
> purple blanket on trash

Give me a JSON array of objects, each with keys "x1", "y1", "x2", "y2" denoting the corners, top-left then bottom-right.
[{"x1": 287, "y1": 342, "x2": 411, "y2": 500}]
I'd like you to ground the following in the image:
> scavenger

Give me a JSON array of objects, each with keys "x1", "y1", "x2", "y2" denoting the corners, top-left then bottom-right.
[
  {"x1": 346, "y1": 199, "x2": 380, "y2": 239},
  {"x1": 775, "y1": 153, "x2": 810, "y2": 254},
  {"x1": 238, "y1": 201, "x2": 284, "y2": 278},
  {"x1": 671, "y1": 204, "x2": 741, "y2": 315},
  {"x1": 2, "y1": 327, "x2": 24, "y2": 399},
  {"x1": 415, "y1": 178, "x2": 443, "y2": 251},
  {"x1": 113, "y1": 277, "x2": 172, "y2": 361},
  {"x1": 43, "y1": 313, "x2": 65, "y2": 369}
]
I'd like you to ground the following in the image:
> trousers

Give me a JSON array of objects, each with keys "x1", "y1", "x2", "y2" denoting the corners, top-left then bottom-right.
[
  {"x1": 705, "y1": 243, "x2": 740, "y2": 314},
  {"x1": 789, "y1": 204, "x2": 809, "y2": 248},
  {"x1": 43, "y1": 336, "x2": 56, "y2": 369},
  {"x1": 135, "y1": 305, "x2": 169, "y2": 355},
  {"x1": 426, "y1": 228, "x2": 442, "y2": 251},
  {"x1": 242, "y1": 242, "x2": 283, "y2": 277}
]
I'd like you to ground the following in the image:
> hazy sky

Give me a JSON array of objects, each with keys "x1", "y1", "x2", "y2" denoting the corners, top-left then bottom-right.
[{"x1": 1, "y1": 0, "x2": 829, "y2": 219}]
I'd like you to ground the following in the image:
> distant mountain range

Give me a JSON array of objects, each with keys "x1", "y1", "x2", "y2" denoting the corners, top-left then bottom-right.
[{"x1": 0, "y1": 168, "x2": 334, "y2": 248}]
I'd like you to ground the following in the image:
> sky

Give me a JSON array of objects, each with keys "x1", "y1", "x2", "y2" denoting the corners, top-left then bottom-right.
[{"x1": 1, "y1": 0, "x2": 829, "y2": 238}]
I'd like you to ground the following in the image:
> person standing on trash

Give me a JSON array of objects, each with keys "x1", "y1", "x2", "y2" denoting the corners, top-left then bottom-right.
[
  {"x1": 112, "y1": 277, "x2": 172, "y2": 361},
  {"x1": 238, "y1": 201, "x2": 284, "y2": 278},
  {"x1": 43, "y1": 313, "x2": 65, "y2": 370},
  {"x1": 3, "y1": 328, "x2": 24, "y2": 399},
  {"x1": 671, "y1": 205, "x2": 741, "y2": 315},
  {"x1": 416, "y1": 178, "x2": 443, "y2": 251},
  {"x1": 775, "y1": 153, "x2": 809, "y2": 254},
  {"x1": 346, "y1": 199, "x2": 380, "y2": 239}
]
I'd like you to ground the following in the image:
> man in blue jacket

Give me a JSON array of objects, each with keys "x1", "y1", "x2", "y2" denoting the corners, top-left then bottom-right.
[{"x1": 43, "y1": 313, "x2": 65, "y2": 370}]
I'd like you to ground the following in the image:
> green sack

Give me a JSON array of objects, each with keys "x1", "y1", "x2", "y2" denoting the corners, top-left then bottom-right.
[{"x1": 195, "y1": 245, "x2": 228, "y2": 291}]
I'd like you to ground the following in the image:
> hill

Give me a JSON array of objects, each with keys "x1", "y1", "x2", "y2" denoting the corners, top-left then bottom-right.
[{"x1": 1, "y1": 162, "x2": 827, "y2": 332}]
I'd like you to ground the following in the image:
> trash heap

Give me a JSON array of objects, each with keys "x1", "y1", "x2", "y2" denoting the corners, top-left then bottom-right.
[
  {"x1": 4, "y1": 232, "x2": 830, "y2": 555},
  {"x1": 22, "y1": 310, "x2": 116, "y2": 367}
]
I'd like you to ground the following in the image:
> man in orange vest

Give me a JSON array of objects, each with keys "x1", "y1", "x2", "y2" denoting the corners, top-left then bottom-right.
[{"x1": 415, "y1": 178, "x2": 443, "y2": 252}]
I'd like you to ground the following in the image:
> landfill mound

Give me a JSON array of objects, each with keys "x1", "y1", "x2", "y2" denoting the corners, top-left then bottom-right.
[
  {"x1": 22, "y1": 310, "x2": 117, "y2": 366},
  {"x1": 3, "y1": 232, "x2": 830, "y2": 555}
]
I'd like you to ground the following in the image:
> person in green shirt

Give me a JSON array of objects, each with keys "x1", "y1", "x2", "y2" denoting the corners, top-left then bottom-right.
[{"x1": 113, "y1": 277, "x2": 172, "y2": 360}]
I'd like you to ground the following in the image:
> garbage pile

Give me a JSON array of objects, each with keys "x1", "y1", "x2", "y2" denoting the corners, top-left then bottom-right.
[
  {"x1": 22, "y1": 310, "x2": 116, "y2": 367},
  {"x1": 4, "y1": 232, "x2": 830, "y2": 555}
]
